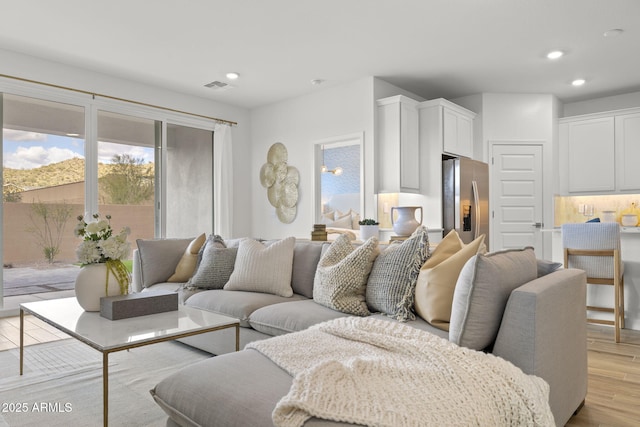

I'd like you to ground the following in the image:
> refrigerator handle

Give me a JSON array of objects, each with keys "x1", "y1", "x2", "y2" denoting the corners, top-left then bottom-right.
[{"x1": 472, "y1": 180, "x2": 480, "y2": 240}]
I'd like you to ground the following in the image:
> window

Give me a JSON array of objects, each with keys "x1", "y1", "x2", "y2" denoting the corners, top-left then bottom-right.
[{"x1": 0, "y1": 85, "x2": 216, "y2": 308}]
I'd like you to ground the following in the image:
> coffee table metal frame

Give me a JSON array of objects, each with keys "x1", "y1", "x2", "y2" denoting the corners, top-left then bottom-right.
[{"x1": 19, "y1": 297, "x2": 239, "y2": 427}]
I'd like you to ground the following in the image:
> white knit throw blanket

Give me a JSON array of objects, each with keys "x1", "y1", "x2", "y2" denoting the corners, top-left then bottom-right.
[{"x1": 247, "y1": 317, "x2": 555, "y2": 427}]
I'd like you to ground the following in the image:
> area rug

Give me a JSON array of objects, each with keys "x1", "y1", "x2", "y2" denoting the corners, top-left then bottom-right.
[{"x1": 0, "y1": 339, "x2": 211, "y2": 426}]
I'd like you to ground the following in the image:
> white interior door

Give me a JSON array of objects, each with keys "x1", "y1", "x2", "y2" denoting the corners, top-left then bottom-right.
[{"x1": 491, "y1": 144, "x2": 544, "y2": 256}]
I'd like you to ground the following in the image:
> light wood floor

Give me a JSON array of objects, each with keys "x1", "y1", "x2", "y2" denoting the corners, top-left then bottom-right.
[
  {"x1": 566, "y1": 325, "x2": 640, "y2": 426},
  {"x1": 0, "y1": 317, "x2": 638, "y2": 425}
]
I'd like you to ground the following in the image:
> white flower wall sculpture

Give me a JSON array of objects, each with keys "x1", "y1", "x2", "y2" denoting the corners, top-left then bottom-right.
[{"x1": 259, "y1": 142, "x2": 299, "y2": 223}]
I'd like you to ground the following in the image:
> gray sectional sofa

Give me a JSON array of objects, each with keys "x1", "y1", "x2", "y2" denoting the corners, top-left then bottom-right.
[{"x1": 132, "y1": 236, "x2": 588, "y2": 426}]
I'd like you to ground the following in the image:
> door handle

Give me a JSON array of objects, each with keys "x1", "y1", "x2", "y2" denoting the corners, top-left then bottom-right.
[
  {"x1": 472, "y1": 180, "x2": 480, "y2": 239},
  {"x1": 533, "y1": 222, "x2": 543, "y2": 228}
]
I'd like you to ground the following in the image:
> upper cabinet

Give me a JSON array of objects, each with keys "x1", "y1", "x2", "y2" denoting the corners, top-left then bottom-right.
[
  {"x1": 376, "y1": 95, "x2": 420, "y2": 193},
  {"x1": 418, "y1": 98, "x2": 476, "y2": 158},
  {"x1": 616, "y1": 112, "x2": 640, "y2": 191},
  {"x1": 559, "y1": 108, "x2": 640, "y2": 194}
]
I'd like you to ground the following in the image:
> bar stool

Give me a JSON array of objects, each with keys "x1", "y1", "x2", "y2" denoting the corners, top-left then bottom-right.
[{"x1": 562, "y1": 222, "x2": 624, "y2": 342}]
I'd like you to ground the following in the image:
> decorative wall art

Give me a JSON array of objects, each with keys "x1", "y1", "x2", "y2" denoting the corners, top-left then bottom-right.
[{"x1": 260, "y1": 142, "x2": 299, "y2": 223}]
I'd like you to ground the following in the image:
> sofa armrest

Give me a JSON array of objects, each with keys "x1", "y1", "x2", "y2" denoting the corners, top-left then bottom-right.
[{"x1": 493, "y1": 268, "x2": 587, "y2": 427}]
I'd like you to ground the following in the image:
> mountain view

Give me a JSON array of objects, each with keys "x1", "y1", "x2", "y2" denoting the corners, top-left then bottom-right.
[{"x1": 3, "y1": 157, "x2": 154, "y2": 191}]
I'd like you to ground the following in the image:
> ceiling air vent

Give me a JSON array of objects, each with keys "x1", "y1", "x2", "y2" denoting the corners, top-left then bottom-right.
[{"x1": 204, "y1": 81, "x2": 234, "y2": 91}]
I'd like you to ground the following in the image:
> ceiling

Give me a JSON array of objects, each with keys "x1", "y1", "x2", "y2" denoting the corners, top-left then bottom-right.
[{"x1": 1, "y1": 0, "x2": 639, "y2": 109}]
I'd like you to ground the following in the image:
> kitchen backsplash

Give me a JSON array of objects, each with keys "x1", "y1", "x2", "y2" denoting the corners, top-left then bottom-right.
[{"x1": 555, "y1": 194, "x2": 640, "y2": 226}]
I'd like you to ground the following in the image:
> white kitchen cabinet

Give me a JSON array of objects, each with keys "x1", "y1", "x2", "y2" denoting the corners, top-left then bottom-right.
[
  {"x1": 560, "y1": 117, "x2": 615, "y2": 193},
  {"x1": 376, "y1": 95, "x2": 420, "y2": 193},
  {"x1": 616, "y1": 112, "x2": 640, "y2": 191},
  {"x1": 419, "y1": 98, "x2": 475, "y2": 158},
  {"x1": 559, "y1": 108, "x2": 640, "y2": 195}
]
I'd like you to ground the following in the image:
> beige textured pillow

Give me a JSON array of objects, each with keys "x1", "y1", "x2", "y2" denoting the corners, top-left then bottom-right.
[
  {"x1": 167, "y1": 233, "x2": 207, "y2": 282},
  {"x1": 313, "y1": 234, "x2": 379, "y2": 316},
  {"x1": 224, "y1": 237, "x2": 296, "y2": 297},
  {"x1": 414, "y1": 233, "x2": 485, "y2": 330}
]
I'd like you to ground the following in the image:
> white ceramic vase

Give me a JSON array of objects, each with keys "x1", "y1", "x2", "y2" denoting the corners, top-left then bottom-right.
[
  {"x1": 391, "y1": 206, "x2": 423, "y2": 236},
  {"x1": 74, "y1": 263, "x2": 123, "y2": 312},
  {"x1": 359, "y1": 225, "x2": 379, "y2": 241}
]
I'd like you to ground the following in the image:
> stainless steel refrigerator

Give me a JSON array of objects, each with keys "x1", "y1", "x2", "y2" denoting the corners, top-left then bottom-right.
[{"x1": 442, "y1": 157, "x2": 489, "y2": 249}]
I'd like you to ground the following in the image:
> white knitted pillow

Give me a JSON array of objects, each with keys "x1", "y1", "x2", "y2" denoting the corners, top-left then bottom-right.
[
  {"x1": 313, "y1": 234, "x2": 379, "y2": 316},
  {"x1": 224, "y1": 237, "x2": 296, "y2": 297}
]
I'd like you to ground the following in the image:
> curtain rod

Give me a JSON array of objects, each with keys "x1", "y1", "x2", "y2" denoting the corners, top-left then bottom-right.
[{"x1": 0, "y1": 73, "x2": 238, "y2": 126}]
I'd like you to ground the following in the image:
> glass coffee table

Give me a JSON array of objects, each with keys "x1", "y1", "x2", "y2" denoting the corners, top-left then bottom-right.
[{"x1": 20, "y1": 297, "x2": 239, "y2": 427}]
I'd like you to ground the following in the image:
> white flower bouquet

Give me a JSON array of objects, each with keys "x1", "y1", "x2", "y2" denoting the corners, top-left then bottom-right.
[{"x1": 75, "y1": 213, "x2": 131, "y2": 295}]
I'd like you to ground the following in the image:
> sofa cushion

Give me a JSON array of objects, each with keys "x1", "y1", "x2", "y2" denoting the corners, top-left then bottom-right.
[
  {"x1": 224, "y1": 237, "x2": 296, "y2": 297},
  {"x1": 187, "y1": 247, "x2": 238, "y2": 289},
  {"x1": 136, "y1": 238, "x2": 192, "y2": 288},
  {"x1": 365, "y1": 226, "x2": 429, "y2": 321},
  {"x1": 449, "y1": 247, "x2": 538, "y2": 350},
  {"x1": 249, "y1": 300, "x2": 349, "y2": 336},
  {"x1": 414, "y1": 233, "x2": 486, "y2": 331},
  {"x1": 313, "y1": 234, "x2": 378, "y2": 316},
  {"x1": 151, "y1": 350, "x2": 294, "y2": 427},
  {"x1": 185, "y1": 289, "x2": 307, "y2": 328},
  {"x1": 167, "y1": 233, "x2": 207, "y2": 282},
  {"x1": 290, "y1": 241, "x2": 325, "y2": 298}
]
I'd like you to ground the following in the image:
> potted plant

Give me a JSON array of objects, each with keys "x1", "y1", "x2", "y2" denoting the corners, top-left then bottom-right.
[{"x1": 358, "y1": 218, "x2": 379, "y2": 241}]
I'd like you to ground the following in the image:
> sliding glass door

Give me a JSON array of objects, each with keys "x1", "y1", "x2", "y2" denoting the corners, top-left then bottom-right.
[
  {"x1": 2, "y1": 93, "x2": 86, "y2": 300},
  {"x1": 97, "y1": 110, "x2": 158, "y2": 243},
  {"x1": 0, "y1": 86, "x2": 217, "y2": 310}
]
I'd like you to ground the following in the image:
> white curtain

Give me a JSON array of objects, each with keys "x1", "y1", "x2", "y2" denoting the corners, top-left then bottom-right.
[{"x1": 214, "y1": 123, "x2": 233, "y2": 237}]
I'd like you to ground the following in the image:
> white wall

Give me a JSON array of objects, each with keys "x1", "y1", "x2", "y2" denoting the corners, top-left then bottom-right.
[
  {"x1": 0, "y1": 48, "x2": 253, "y2": 238},
  {"x1": 249, "y1": 77, "x2": 376, "y2": 239},
  {"x1": 563, "y1": 90, "x2": 640, "y2": 117}
]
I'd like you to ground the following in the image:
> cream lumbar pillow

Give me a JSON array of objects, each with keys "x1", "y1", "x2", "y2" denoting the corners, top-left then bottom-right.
[
  {"x1": 414, "y1": 232, "x2": 485, "y2": 331},
  {"x1": 167, "y1": 233, "x2": 207, "y2": 282},
  {"x1": 224, "y1": 237, "x2": 296, "y2": 297},
  {"x1": 313, "y1": 234, "x2": 379, "y2": 316}
]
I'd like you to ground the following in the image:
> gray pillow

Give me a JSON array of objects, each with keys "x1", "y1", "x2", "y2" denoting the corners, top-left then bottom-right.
[
  {"x1": 449, "y1": 247, "x2": 538, "y2": 350},
  {"x1": 366, "y1": 226, "x2": 429, "y2": 321},
  {"x1": 186, "y1": 247, "x2": 238, "y2": 289},
  {"x1": 193, "y1": 234, "x2": 226, "y2": 272},
  {"x1": 537, "y1": 259, "x2": 563, "y2": 277}
]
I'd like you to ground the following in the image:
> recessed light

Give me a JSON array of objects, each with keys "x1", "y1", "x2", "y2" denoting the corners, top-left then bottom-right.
[
  {"x1": 603, "y1": 28, "x2": 624, "y2": 37},
  {"x1": 546, "y1": 50, "x2": 564, "y2": 60},
  {"x1": 226, "y1": 72, "x2": 240, "y2": 80},
  {"x1": 311, "y1": 79, "x2": 325, "y2": 85},
  {"x1": 572, "y1": 79, "x2": 586, "y2": 87}
]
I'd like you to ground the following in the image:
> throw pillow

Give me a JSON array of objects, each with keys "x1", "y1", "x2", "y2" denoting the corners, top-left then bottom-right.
[
  {"x1": 537, "y1": 259, "x2": 563, "y2": 277},
  {"x1": 414, "y1": 233, "x2": 486, "y2": 331},
  {"x1": 313, "y1": 234, "x2": 379, "y2": 316},
  {"x1": 224, "y1": 237, "x2": 296, "y2": 297},
  {"x1": 422, "y1": 230, "x2": 464, "y2": 269},
  {"x1": 186, "y1": 247, "x2": 238, "y2": 289},
  {"x1": 449, "y1": 247, "x2": 538, "y2": 350},
  {"x1": 366, "y1": 226, "x2": 430, "y2": 321},
  {"x1": 326, "y1": 214, "x2": 353, "y2": 229},
  {"x1": 167, "y1": 233, "x2": 207, "y2": 282}
]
